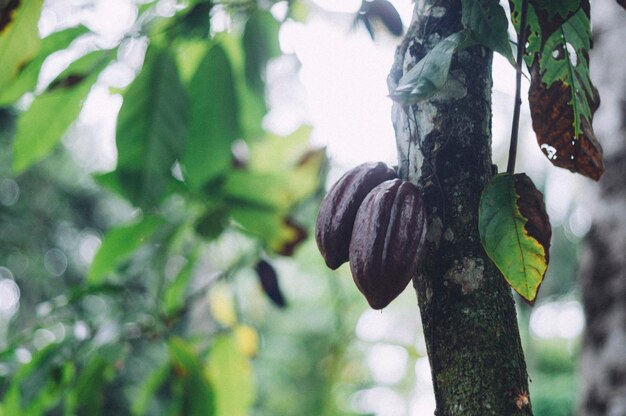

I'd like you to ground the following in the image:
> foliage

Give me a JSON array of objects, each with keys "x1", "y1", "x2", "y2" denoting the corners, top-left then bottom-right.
[
  {"x1": 390, "y1": 0, "x2": 605, "y2": 305},
  {"x1": 392, "y1": 0, "x2": 602, "y2": 181},
  {"x1": 0, "y1": 0, "x2": 338, "y2": 414},
  {"x1": 0, "y1": 0, "x2": 598, "y2": 413},
  {"x1": 479, "y1": 173, "x2": 550, "y2": 303},
  {"x1": 510, "y1": 0, "x2": 603, "y2": 180}
]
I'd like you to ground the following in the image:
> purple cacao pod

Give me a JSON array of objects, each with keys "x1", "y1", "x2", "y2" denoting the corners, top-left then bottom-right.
[
  {"x1": 315, "y1": 162, "x2": 397, "y2": 269},
  {"x1": 349, "y1": 179, "x2": 427, "y2": 309}
]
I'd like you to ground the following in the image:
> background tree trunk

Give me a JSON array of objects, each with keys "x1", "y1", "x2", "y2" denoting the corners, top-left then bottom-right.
[
  {"x1": 388, "y1": 1, "x2": 532, "y2": 414},
  {"x1": 578, "y1": 1, "x2": 626, "y2": 414}
]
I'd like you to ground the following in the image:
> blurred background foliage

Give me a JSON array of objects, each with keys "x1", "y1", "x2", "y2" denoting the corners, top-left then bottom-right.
[{"x1": 0, "y1": 0, "x2": 587, "y2": 415}]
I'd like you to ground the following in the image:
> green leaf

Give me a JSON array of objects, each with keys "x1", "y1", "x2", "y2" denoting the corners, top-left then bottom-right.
[
  {"x1": 181, "y1": 43, "x2": 239, "y2": 189},
  {"x1": 479, "y1": 173, "x2": 550, "y2": 303},
  {"x1": 223, "y1": 126, "x2": 323, "y2": 255},
  {"x1": 532, "y1": 0, "x2": 580, "y2": 19},
  {"x1": 289, "y1": 1, "x2": 310, "y2": 22},
  {"x1": 0, "y1": 0, "x2": 43, "y2": 96},
  {"x1": 195, "y1": 204, "x2": 229, "y2": 240},
  {"x1": 174, "y1": 1, "x2": 212, "y2": 39},
  {"x1": 207, "y1": 334, "x2": 254, "y2": 416},
  {"x1": 218, "y1": 33, "x2": 267, "y2": 140},
  {"x1": 87, "y1": 215, "x2": 165, "y2": 284},
  {"x1": 174, "y1": 39, "x2": 209, "y2": 85},
  {"x1": 242, "y1": 10, "x2": 281, "y2": 91},
  {"x1": 163, "y1": 249, "x2": 200, "y2": 316},
  {"x1": 390, "y1": 31, "x2": 472, "y2": 104},
  {"x1": 223, "y1": 149, "x2": 324, "y2": 213},
  {"x1": 247, "y1": 125, "x2": 313, "y2": 172},
  {"x1": 508, "y1": 1, "x2": 542, "y2": 65},
  {"x1": 230, "y1": 207, "x2": 306, "y2": 256},
  {"x1": 131, "y1": 362, "x2": 171, "y2": 416},
  {"x1": 1, "y1": 343, "x2": 59, "y2": 415},
  {"x1": 224, "y1": 171, "x2": 293, "y2": 211},
  {"x1": 231, "y1": 125, "x2": 324, "y2": 205},
  {"x1": 461, "y1": 0, "x2": 514, "y2": 64},
  {"x1": 0, "y1": 25, "x2": 90, "y2": 106},
  {"x1": 114, "y1": 47, "x2": 188, "y2": 208},
  {"x1": 168, "y1": 338, "x2": 216, "y2": 416},
  {"x1": 12, "y1": 50, "x2": 111, "y2": 174},
  {"x1": 65, "y1": 354, "x2": 117, "y2": 415}
]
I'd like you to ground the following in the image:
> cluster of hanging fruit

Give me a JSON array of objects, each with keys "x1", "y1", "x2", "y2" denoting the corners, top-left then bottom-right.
[{"x1": 315, "y1": 162, "x2": 427, "y2": 309}]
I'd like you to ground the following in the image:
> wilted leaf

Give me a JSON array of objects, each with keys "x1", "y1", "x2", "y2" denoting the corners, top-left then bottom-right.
[
  {"x1": 0, "y1": 0, "x2": 42, "y2": 96},
  {"x1": 114, "y1": 47, "x2": 188, "y2": 207},
  {"x1": 510, "y1": 1, "x2": 603, "y2": 180},
  {"x1": 479, "y1": 173, "x2": 551, "y2": 304},
  {"x1": 528, "y1": 65, "x2": 602, "y2": 180},
  {"x1": 88, "y1": 216, "x2": 165, "y2": 284},
  {"x1": 390, "y1": 31, "x2": 471, "y2": 104},
  {"x1": 254, "y1": 259, "x2": 287, "y2": 308},
  {"x1": 12, "y1": 50, "x2": 111, "y2": 173},
  {"x1": 461, "y1": 0, "x2": 514, "y2": 64}
]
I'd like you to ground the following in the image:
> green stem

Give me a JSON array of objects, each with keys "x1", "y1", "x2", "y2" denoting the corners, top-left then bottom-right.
[{"x1": 506, "y1": 0, "x2": 529, "y2": 175}]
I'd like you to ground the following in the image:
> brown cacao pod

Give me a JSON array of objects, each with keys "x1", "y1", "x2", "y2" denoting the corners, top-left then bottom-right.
[
  {"x1": 315, "y1": 162, "x2": 397, "y2": 269},
  {"x1": 349, "y1": 179, "x2": 427, "y2": 309}
]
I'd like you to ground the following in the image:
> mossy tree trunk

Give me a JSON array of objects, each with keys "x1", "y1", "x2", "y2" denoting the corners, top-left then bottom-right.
[
  {"x1": 388, "y1": 1, "x2": 532, "y2": 414},
  {"x1": 578, "y1": 2, "x2": 626, "y2": 414}
]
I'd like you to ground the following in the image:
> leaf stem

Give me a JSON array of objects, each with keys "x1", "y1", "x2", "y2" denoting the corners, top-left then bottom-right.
[{"x1": 506, "y1": 0, "x2": 529, "y2": 175}]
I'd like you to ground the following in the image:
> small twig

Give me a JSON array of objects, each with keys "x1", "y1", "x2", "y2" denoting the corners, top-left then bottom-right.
[{"x1": 506, "y1": 0, "x2": 529, "y2": 175}]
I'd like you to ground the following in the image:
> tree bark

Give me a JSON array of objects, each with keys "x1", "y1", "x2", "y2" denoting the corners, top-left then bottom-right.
[
  {"x1": 578, "y1": 2, "x2": 626, "y2": 414},
  {"x1": 388, "y1": 1, "x2": 532, "y2": 414}
]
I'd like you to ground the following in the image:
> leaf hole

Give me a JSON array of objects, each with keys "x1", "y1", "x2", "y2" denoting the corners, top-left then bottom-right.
[
  {"x1": 540, "y1": 144, "x2": 557, "y2": 160},
  {"x1": 565, "y1": 43, "x2": 578, "y2": 66}
]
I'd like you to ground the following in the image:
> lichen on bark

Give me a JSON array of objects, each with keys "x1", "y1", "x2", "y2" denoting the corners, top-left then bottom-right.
[{"x1": 388, "y1": 0, "x2": 532, "y2": 414}]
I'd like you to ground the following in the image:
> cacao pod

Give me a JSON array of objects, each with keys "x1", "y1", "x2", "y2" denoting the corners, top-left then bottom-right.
[
  {"x1": 315, "y1": 162, "x2": 397, "y2": 269},
  {"x1": 349, "y1": 179, "x2": 427, "y2": 309}
]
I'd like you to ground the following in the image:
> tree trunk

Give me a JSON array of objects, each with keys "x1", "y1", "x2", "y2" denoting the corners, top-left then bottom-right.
[
  {"x1": 578, "y1": 2, "x2": 626, "y2": 414},
  {"x1": 388, "y1": 1, "x2": 532, "y2": 414}
]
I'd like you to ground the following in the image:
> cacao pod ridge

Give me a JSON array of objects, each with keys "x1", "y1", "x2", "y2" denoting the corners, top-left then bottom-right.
[
  {"x1": 349, "y1": 179, "x2": 427, "y2": 309},
  {"x1": 315, "y1": 162, "x2": 396, "y2": 269}
]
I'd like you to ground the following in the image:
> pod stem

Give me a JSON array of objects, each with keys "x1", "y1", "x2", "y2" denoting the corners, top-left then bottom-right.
[{"x1": 506, "y1": 0, "x2": 529, "y2": 175}]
